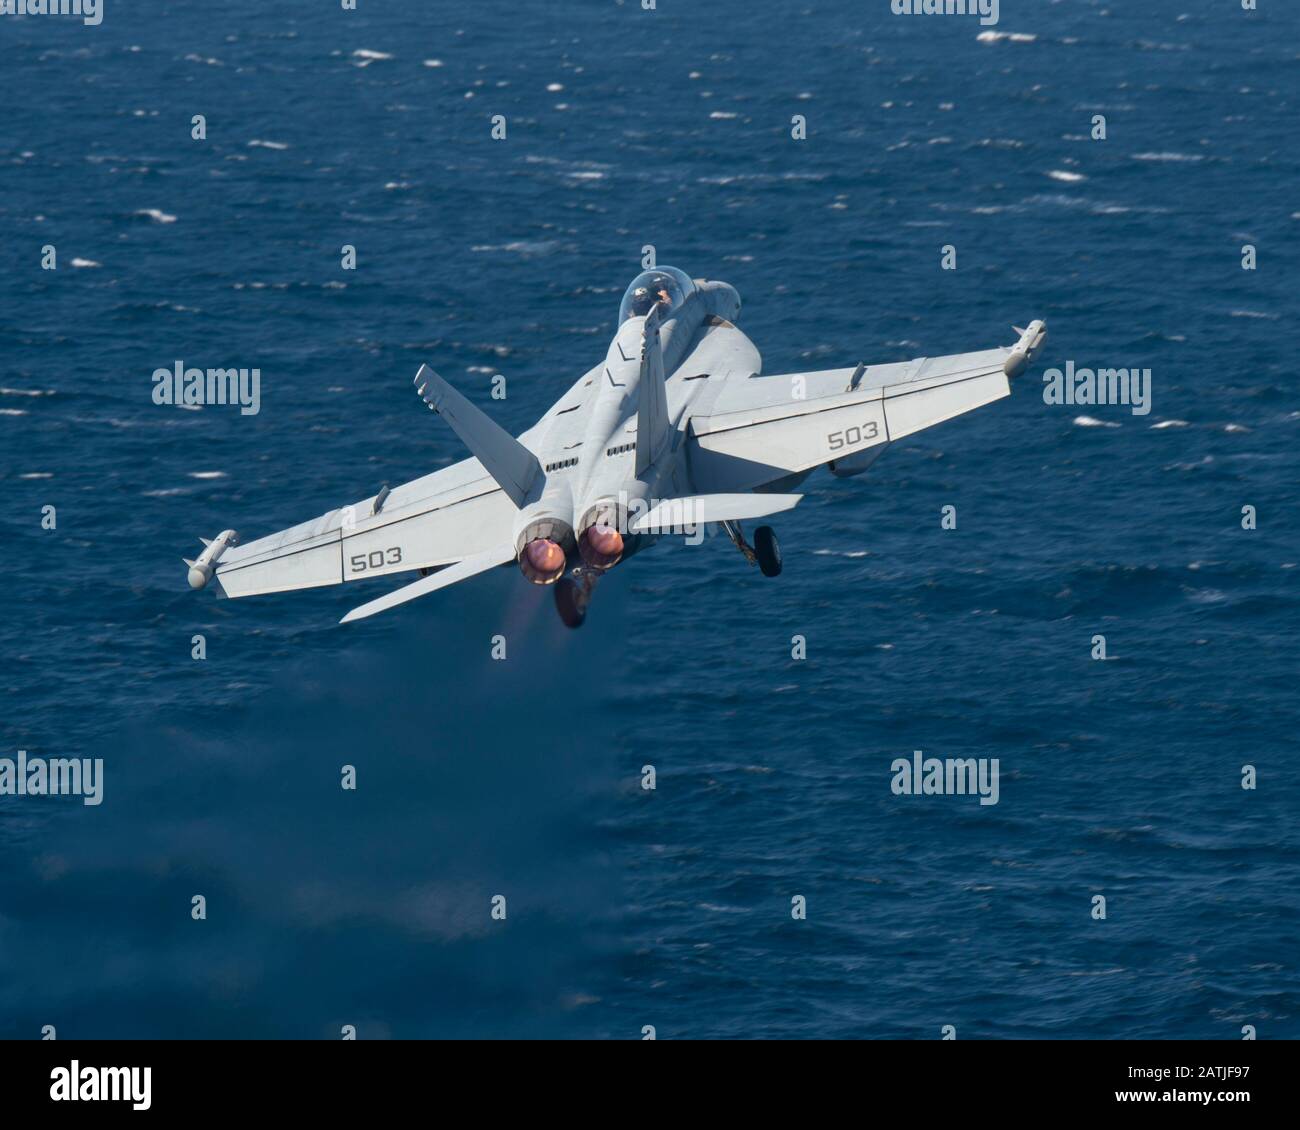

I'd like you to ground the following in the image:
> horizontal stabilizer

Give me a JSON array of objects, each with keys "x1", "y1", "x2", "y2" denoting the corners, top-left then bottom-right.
[
  {"x1": 630, "y1": 492, "x2": 802, "y2": 534},
  {"x1": 414, "y1": 365, "x2": 541, "y2": 508},
  {"x1": 340, "y1": 542, "x2": 515, "y2": 624}
]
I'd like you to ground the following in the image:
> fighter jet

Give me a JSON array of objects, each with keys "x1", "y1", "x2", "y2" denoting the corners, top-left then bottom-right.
[{"x1": 185, "y1": 266, "x2": 1045, "y2": 628}]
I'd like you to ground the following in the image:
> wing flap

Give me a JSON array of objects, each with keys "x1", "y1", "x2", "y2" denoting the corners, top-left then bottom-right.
[
  {"x1": 212, "y1": 460, "x2": 516, "y2": 599},
  {"x1": 340, "y1": 541, "x2": 516, "y2": 624},
  {"x1": 689, "y1": 395, "x2": 889, "y2": 493},
  {"x1": 213, "y1": 515, "x2": 344, "y2": 598},
  {"x1": 336, "y1": 487, "x2": 518, "y2": 584},
  {"x1": 884, "y1": 369, "x2": 1008, "y2": 440},
  {"x1": 687, "y1": 337, "x2": 1029, "y2": 493}
]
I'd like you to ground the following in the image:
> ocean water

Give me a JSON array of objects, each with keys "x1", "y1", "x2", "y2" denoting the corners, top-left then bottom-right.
[{"x1": 1, "y1": 0, "x2": 1298, "y2": 1039}]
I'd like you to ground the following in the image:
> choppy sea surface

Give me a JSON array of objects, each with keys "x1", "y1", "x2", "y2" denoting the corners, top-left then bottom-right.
[{"x1": 1, "y1": 1, "x2": 1297, "y2": 1038}]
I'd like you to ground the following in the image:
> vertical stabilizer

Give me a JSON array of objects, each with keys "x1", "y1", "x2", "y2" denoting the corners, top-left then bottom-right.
[
  {"x1": 414, "y1": 365, "x2": 541, "y2": 508},
  {"x1": 635, "y1": 305, "x2": 670, "y2": 477}
]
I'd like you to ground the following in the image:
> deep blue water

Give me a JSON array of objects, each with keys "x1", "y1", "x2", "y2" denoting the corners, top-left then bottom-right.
[{"x1": 1, "y1": 0, "x2": 1298, "y2": 1039}]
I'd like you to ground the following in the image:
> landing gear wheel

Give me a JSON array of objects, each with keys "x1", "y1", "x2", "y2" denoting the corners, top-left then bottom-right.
[
  {"x1": 754, "y1": 526, "x2": 782, "y2": 577},
  {"x1": 554, "y1": 577, "x2": 587, "y2": 629}
]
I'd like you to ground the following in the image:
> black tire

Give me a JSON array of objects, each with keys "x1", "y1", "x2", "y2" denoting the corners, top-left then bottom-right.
[
  {"x1": 753, "y1": 526, "x2": 783, "y2": 577},
  {"x1": 553, "y1": 577, "x2": 587, "y2": 628}
]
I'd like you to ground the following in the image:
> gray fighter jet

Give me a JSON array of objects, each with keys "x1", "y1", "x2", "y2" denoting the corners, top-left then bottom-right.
[{"x1": 185, "y1": 266, "x2": 1046, "y2": 628}]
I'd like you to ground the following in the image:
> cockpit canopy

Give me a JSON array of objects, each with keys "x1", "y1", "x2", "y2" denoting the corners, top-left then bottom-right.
[{"x1": 618, "y1": 266, "x2": 695, "y2": 323}]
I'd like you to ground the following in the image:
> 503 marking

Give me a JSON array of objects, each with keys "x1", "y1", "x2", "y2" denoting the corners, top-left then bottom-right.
[
  {"x1": 826, "y1": 420, "x2": 880, "y2": 451},
  {"x1": 349, "y1": 546, "x2": 403, "y2": 573}
]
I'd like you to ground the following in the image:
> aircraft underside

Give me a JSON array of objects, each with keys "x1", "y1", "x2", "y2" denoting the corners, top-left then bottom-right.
[{"x1": 184, "y1": 265, "x2": 1046, "y2": 630}]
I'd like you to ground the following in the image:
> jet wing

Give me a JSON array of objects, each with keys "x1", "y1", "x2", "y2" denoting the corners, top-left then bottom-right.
[
  {"x1": 685, "y1": 326, "x2": 1044, "y2": 493},
  {"x1": 206, "y1": 358, "x2": 605, "y2": 603},
  {"x1": 211, "y1": 456, "x2": 517, "y2": 598}
]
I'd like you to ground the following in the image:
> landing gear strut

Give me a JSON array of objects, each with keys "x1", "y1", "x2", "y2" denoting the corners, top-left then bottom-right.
[
  {"x1": 722, "y1": 519, "x2": 758, "y2": 566},
  {"x1": 723, "y1": 520, "x2": 783, "y2": 577},
  {"x1": 554, "y1": 566, "x2": 599, "y2": 629}
]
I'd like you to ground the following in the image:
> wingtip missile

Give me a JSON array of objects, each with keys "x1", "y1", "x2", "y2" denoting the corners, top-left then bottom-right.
[
  {"x1": 1003, "y1": 319, "x2": 1048, "y2": 378},
  {"x1": 186, "y1": 528, "x2": 239, "y2": 590}
]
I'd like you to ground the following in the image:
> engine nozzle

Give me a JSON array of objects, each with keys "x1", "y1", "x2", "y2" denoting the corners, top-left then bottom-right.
[
  {"x1": 514, "y1": 515, "x2": 575, "y2": 585},
  {"x1": 578, "y1": 522, "x2": 625, "y2": 570},
  {"x1": 576, "y1": 499, "x2": 629, "y2": 570},
  {"x1": 519, "y1": 537, "x2": 567, "y2": 584}
]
